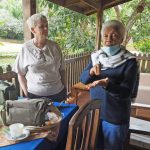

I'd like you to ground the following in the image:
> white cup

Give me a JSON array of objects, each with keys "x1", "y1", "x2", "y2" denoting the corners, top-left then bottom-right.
[{"x1": 9, "y1": 123, "x2": 24, "y2": 138}]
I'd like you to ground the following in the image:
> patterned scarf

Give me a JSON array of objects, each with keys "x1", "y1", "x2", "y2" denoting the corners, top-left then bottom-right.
[{"x1": 91, "y1": 46, "x2": 136, "y2": 70}]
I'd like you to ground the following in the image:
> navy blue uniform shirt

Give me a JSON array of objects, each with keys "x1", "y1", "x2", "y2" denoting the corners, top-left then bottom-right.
[{"x1": 80, "y1": 58, "x2": 138, "y2": 124}]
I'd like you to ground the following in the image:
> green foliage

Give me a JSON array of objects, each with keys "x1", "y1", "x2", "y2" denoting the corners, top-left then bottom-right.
[
  {"x1": 0, "y1": 16, "x2": 23, "y2": 39},
  {"x1": 126, "y1": 0, "x2": 150, "y2": 43},
  {"x1": 103, "y1": 0, "x2": 150, "y2": 54},
  {"x1": 0, "y1": 0, "x2": 149, "y2": 54},
  {"x1": 0, "y1": 0, "x2": 23, "y2": 40},
  {"x1": 0, "y1": 56, "x2": 16, "y2": 68},
  {"x1": 0, "y1": 42, "x2": 4, "y2": 46},
  {"x1": 0, "y1": 0, "x2": 23, "y2": 19},
  {"x1": 41, "y1": 0, "x2": 149, "y2": 54},
  {"x1": 134, "y1": 38, "x2": 150, "y2": 53},
  {"x1": 38, "y1": 1, "x2": 96, "y2": 55}
]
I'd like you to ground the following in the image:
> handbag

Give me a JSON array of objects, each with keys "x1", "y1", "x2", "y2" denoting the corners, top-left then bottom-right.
[{"x1": 1, "y1": 99, "x2": 52, "y2": 126}]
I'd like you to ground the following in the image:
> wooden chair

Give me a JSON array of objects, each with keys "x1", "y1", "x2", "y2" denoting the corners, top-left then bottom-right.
[
  {"x1": 66, "y1": 99, "x2": 101, "y2": 150},
  {"x1": 0, "y1": 71, "x2": 20, "y2": 97},
  {"x1": 0, "y1": 71, "x2": 17, "y2": 82},
  {"x1": 71, "y1": 83, "x2": 150, "y2": 149},
  {"x1": 0, "y1": 71, "x2": 20, "y2": 125}
]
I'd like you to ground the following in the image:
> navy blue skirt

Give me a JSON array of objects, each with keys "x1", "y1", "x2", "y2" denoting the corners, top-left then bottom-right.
[{"x1": 28, "y1": 88, "x2": 67, "y2": 102}]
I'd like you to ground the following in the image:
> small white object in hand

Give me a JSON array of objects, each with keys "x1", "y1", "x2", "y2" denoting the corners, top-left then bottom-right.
[{"x1": 47, "y1": 112, "x2": 60, "y2": 123}]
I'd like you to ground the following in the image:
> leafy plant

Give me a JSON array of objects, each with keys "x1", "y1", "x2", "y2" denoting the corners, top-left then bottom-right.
[
  {"x1": 38, "y1": 1, "x2": 96, "y2": 55},
  {"x1": 0, "y1": 0, "x2": 23, "y2": 40},
  {"x1": 0, "y1": 0, "x2": 149, "y2": 55},
  {"x1": 134, "y1": 38, "x2": 150, "y2": 53},
  {"x1": 0, "y1": 0, "x2": 23, "y2": 19}
]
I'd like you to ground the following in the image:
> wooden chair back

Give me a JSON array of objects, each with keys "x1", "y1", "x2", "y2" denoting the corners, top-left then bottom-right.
[
  {"x1": 0, "y1": 71, "x2": 20, "y2": 96},
  {"x1": 0, "y1": 71, "x2": 17, "y2": 82},
  {"x1": 66, "y1": 99, "x2": 101, "y2": 150}
]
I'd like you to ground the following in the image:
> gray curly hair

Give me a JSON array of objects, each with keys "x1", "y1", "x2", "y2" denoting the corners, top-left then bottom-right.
[
  {"x1": 101, "y1": 20, "x2": 126, "y2": 41},
  {"x1": 26, "y1": 13, "x2": 47, "y2": 31}
]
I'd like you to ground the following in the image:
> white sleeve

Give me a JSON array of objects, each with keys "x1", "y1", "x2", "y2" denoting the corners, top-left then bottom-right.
[{"x1": 12, "y1": 47, "x2": 28, "y2": 75}]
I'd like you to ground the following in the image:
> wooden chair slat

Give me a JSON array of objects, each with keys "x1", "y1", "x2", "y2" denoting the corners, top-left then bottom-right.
[
  {"x1": 75, "y1": 127, "x2": 82, "y2": 150},
  {"x1": 80, "y1": 115, "x2": 89, "y2": 149},
  {"x1": 66, "y1": 99, "x2": 101, "y2": 150},
  {"x1": 0, "y1": 71, "x2": 20, "y2": 97}
]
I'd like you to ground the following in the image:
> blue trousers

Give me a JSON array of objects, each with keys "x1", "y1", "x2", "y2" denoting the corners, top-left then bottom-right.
[{"x1": 97, "y1": 120, "x2": 129, "y2": 150}]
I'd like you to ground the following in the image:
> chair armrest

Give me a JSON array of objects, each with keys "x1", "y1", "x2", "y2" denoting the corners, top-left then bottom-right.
[{"x1": 72, "y1": 82, "x2": 89, "y2": 90}]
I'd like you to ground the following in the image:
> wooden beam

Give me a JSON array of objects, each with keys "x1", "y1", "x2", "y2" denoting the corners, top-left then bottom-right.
[
  {"x1": 65, "y1": 0, "x2": 80, "y2": 7},
  {"x1": 84, "y1": 9, "x2": 96, "y2": 15},
  {"x1": 67, "y1": 6, "x2": 85, "y2": 14},
  {"x1": 22, "y1": 0, "x2": 36, "y2": 41},
  {"x1": 48, "y1": 0, "x2": 84, "y2": 14},
  {"x1": 47, "y1": 0, "x2": 65, "y2": 6},
  {"x1": 103, "y1": 0, "x2": 132, "y2": 10},
  {"x1": 95, "y1": 8, "x2": 103, "y2": 50},
  {"x1": 48, "y1": 0, "x2": 132, "y2": 15},
  {"x1": 82, "y1": 0, "x2": 100, "y2": 10}
]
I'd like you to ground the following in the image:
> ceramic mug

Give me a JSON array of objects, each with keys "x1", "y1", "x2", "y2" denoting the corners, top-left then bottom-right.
[{"x1": 9, "y1": 123, "x2": 24, "y2": 138}]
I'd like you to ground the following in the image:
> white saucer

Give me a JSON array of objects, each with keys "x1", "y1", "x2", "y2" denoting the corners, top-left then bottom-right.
[{"x1": 5, "y1": 129, "x2": 30, "y2": 141}]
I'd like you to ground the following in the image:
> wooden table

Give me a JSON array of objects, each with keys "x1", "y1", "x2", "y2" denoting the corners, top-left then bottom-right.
[{"x1": 0, "y1": 103, "x2": 78, "y2": 150}]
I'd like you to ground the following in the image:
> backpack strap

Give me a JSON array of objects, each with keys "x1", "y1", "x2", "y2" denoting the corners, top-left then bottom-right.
[
  {"x1": 0, "y1": 80, "x2": 17, "y2": 105},
  {"x1": 0, "y1": 90, "x2": 5, "y2": 105},
  {"x1": 0, "y1": 105, "x2": 7, "y2": 126}
]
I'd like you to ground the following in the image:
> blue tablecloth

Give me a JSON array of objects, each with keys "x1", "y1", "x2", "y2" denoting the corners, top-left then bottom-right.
[{"x1": 0, "y1": 102, "x2": 78, "y2": 150}]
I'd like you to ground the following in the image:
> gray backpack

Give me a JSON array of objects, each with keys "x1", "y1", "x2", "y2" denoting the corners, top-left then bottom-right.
[{"x1": 1, "y1": 99, "x2": 62, "y2": 127}]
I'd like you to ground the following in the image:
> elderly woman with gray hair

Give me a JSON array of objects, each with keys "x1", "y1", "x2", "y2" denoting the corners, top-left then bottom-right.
[
  {"x1": 80, "y1": 20, "x2": 138, "y2": 150},
  {"x1": 13, "y1": 13, "x2": 66, "y2": 102}
]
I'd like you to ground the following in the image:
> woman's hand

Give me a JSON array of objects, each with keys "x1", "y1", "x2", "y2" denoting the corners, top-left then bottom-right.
[
  {"x1": 90, "y1": 64, "x2": 101, "y2": 76},
  {"x1": 86, "y1": 77, "x2": 109, "y2": 89}
]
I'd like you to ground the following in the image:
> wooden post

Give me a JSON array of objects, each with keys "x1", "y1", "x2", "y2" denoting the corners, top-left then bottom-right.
[
  {"x1": 22, "y1": 0, "x2": 36, "y2": 42},
  {"x1": 95, "y1": 8, "x2": 103, "y2": 50}
]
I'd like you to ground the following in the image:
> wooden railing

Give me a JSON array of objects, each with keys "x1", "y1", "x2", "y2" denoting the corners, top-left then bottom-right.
[
  {"x1": 0, "y1": 53, "x2": 150, "y2": 95},
  {"x1": 65, "y1": 52, "x2": 91, "y2": 93},
  {"x1": 136, "y1": 54, "x2": 150, "y2": 73},
  {"x1": 65, "y1": 52, "x2": 150, "y2": 94}
]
